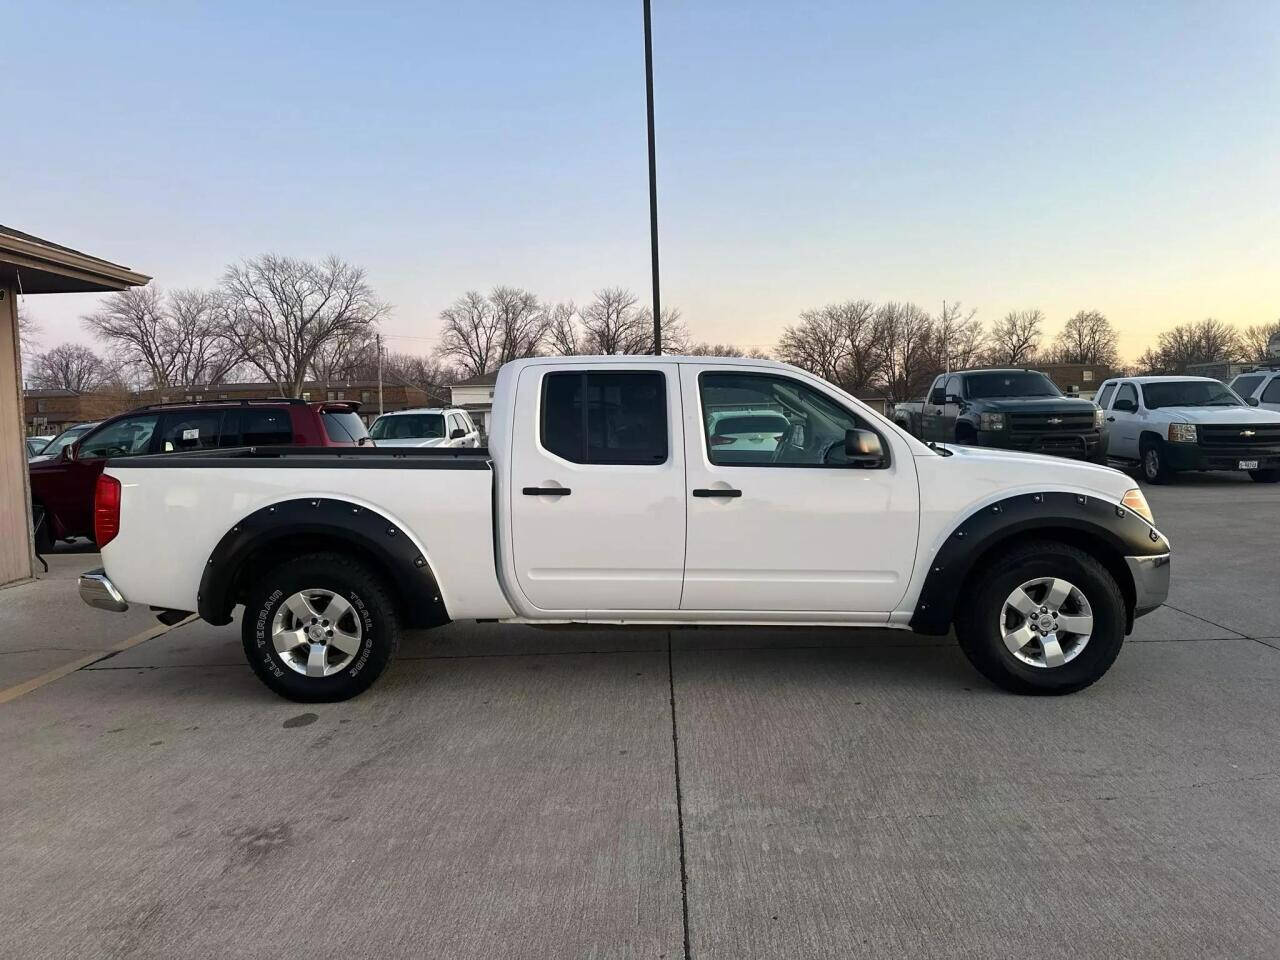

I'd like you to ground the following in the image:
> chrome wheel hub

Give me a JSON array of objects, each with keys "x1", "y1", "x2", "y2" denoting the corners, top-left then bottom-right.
[
  {"x1": 271, "y1": 588, "x2": 363, "y2": 678},
  {"x1": 999, "y1": 576, "x2": 1093, "y2": 669}
]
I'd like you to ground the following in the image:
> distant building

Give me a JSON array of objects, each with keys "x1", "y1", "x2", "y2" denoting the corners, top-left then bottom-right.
[
  {"x1": 1030, "y1": 363, "x2": 1115, "y2": 399},
  {"x1": 1183, "y1": 360, "x2": 1251, "y2": 382},
  {"x1": 448, "y1": 370, "x2": 499, "y2": 434},
  {"x1": 22, "y1": 388, "x2": 133, "y2": 436}
]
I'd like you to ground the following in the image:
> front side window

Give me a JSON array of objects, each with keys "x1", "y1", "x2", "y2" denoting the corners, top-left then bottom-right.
[
  {"x1": 79, "y1": 415, "x2": 160, "y2": 459},
  {"x1": 699, "y1": 372, "x2": 876, "y2": 467},
  {"x1": 945, "y1": 375, "x2": 962, "y2": 399},
  {"x1": 1230, "y1": 375, "x2": 1263, "y2": 399},
  {"x1": 1115, "y1": 383, "x2": 1139, "y2": 409},
  {"x1": 541, "y1": 371, "x2": 667, "y2": 465},
  {"x1": 1095, "y1": 383, "x2": 1117, "y2": 409},
  {"x1": 964, "y1": 372, "x2": 1061, "y2": 399},
  {"x1": 1142, "y1": 380, "x2": 1240, "y2": 409}
]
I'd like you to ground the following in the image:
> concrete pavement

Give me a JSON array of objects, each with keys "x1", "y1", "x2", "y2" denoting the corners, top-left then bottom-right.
[{"x1": 2, "y1": 472, "x2": 1279, "y2": 958}]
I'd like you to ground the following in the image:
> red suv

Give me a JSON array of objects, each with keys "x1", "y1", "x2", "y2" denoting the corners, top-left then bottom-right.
[{"x1": 30, "y1": 398, "x2": 369, "y2": 550}]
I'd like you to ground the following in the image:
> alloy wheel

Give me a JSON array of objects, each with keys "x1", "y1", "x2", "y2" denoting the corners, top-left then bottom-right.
[
  {"x1": 998, "y1": 577, "x2": 1094, "y2": 668},
  {"x1": 271, "y1": 588, "x2": 363, "y2": 677}
]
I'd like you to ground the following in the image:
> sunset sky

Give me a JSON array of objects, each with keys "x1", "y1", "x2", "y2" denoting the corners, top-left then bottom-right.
[{"x1": 6, "y1": 0, "x2": 1278, "y2": 364}]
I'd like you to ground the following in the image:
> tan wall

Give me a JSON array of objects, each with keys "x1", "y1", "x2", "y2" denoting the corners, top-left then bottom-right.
[{"x1": 0, "y1": 285, "x2": 35, "y2": 585}]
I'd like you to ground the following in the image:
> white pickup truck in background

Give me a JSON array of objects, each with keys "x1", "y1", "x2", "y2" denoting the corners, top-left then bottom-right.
[{"x1": 80, "y1": 356, "x2": 1171, "y2": 702}]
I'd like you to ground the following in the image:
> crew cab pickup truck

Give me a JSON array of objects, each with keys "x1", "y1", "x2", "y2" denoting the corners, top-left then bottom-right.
[
  {"x1": 1094, "y1": 375, "x2": 1280, "y2": 483},
  {"x1": 79, "y1": 356, "x2": 1170, "y2": 702},
  {"x1": 894, "y1": 369, "x2": 1104, "y2": 461},
  {"x1": 31, "y1": 398, "x2": 369, "y2": 550}
]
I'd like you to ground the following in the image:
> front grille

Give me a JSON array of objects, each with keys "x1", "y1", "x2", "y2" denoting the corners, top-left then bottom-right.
[
  {"x1": 1007, "y1": 412, "x2": 1096, "y2": 434},
  {"x1": 1199, "y1": 423, "x2": 1280, "y2": 449}
]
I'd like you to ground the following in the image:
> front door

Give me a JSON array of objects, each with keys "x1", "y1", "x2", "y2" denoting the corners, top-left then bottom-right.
[
  {"x1": 680, "y1": 365, "x2": 920, "y2": 614},
  {"x1": 1108, "y1": 381, "x2": 1141, "y2": 459},
  {"x1": 508, "y1": 363, "x2": 686, "y2": 614}
]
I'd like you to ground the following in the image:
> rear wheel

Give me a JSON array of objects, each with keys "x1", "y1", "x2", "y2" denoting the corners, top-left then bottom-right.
[
  {"x1": 241, "y1": 552, "x2": 400, "y2": 702},
  {"x1": 1139, "y1": 438, "x2": 1172, "y2": 484},
  {"x1": 956, "y1": 540, "x2": 1126, "y2": 695},
  {"x1": 1249, "y1": 469, "x2": 1280, "y2": 483}
]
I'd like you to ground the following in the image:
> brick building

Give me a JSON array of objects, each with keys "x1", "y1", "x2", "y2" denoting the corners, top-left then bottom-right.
[{"x1": 1029, "y1": 363, "x2": 1115, "y2": 399}]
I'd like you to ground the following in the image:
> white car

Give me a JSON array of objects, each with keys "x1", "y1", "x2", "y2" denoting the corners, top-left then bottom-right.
[
  {"x1": 80, "y1": 355, "x2": 1170, "y2": 702},
  {"x1": 705, "y1": 408, "x2": 790, "y2": 456},
  {"x1": 368, "y1": 407, "x2": 481, "y2": 448},
  {"x1": 1229, "y1": 368, "x2": 1280, "y2": 414},
  {"x1": 1095, "y1": 375, "x2": 1280, "y2": 483}
]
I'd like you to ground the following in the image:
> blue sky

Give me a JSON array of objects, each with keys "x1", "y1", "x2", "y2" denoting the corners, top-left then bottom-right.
[{"x1": 6, "y1": 0, "x2": 1278, "y2": 361}]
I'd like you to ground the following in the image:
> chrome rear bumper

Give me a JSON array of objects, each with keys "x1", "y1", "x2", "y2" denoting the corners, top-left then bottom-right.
[
  {"x1": 1126, "y1": 553, "x2": 1171, "y2": 618},
  {"x1": 79, "y1": 568, "x2": 129, "y2": 613}
]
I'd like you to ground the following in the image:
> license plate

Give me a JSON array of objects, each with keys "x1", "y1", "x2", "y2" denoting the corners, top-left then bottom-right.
[{"x1": 1239, "y1": 460, "x2": 1259, "y2": 470}]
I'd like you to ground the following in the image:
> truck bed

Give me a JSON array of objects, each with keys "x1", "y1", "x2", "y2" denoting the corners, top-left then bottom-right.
[{"x1": 105, "y1": 445, "x2": 492, "y2": 469}]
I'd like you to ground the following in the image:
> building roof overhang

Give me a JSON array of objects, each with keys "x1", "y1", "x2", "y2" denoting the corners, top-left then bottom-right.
[{"x1": 0, "y1": 225, "x2": 151, "y2": 294}]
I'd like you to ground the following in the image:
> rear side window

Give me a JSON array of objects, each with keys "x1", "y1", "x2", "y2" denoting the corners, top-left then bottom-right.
[
  {"x1": 229, "y1": 409, "x2": 294, "y2": 446},
  {"x1": 158, "y1": 412, "x2": 223, "y2": 452},
  {"x1": 1095, "y1": 383, "x2": 1117, "y2": 409},
  {"x1": 1232, "y1": 375, "x2": 1263, "y2": 400},
  {"x1": 541, "y1": 371, "x2": 668, "y2": 465},
  {"x1": 322, "y1": 410, "x2": 370, "y2": 444},
  {"x1": 1264, "y1": 377, "x2": 1280, "y2": 403}
]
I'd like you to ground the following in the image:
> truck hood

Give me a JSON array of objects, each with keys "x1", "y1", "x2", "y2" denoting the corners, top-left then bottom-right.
[
  {"x1": 929, "y1": 442, "x2": 1133, "y2": 498},
  {"x1": 976, "y1": 397, "x2": 1096, "y2": 413},
  {"x1": 1154, "y1": 405, "x2": 1280, "y2": 425},
  {"x1": 371, "y1": 437, "x2": 448, "y2": 448}
]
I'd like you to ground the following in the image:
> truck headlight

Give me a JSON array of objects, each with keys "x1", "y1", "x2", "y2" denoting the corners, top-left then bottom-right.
[
  {"x1": 1121, "y1": 488, "x2": 1155, "y2": 525},
  {"x1": 979, "y1": 412, "x2": 1005, "y2": 431},
  {"x1": 1094, "y1": 407, "x2": 1104, "y2": 428},
  {"x1": 1168, "y1": 423, "x2": 1197, "y2": 443}
]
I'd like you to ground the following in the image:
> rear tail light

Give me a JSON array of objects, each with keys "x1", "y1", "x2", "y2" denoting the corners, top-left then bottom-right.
[{"x1": 94, "y1": 474, "x2": 122, "y2": 548}]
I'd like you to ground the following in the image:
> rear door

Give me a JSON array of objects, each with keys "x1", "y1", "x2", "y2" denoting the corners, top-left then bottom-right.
[
  {"x1": 508, "y1": 362, "x2": 685, "y2": 613},
  {"x1": 680, "y1": 365, "x2": 919, "y2": 614}
]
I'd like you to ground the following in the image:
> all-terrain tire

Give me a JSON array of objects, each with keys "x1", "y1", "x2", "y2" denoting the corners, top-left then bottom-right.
[
  {"x1": 241, "y1": 552, "x2": 400, "y2": 702},
  {"x1": 955, "y1": 540, "x2": 1127, "y2": 695}
]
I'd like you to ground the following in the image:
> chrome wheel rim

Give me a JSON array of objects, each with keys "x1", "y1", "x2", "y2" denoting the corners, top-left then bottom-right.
[
  {"x1": 999, "y1": 577, "x2": 1093, "y2": 669},
  {"x1": 1144, "y1": 448, "x2": 1159, "y2": 479},
  {"x1": 271, "y1": 588, "x2": 363, "y2": 677}
]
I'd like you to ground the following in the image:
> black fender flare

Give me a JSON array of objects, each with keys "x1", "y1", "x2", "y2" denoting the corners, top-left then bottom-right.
[
  {"x1": 909, "y1": 491, "x2": 1169, "y2": 635},
  {"x1": 197, "y1": 498, "x2": 450, "y2": 629}
]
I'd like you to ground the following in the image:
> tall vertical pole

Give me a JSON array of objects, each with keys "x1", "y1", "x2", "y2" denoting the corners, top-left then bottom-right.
[
  {"x1": 643, "y1": 0, "x2": 662, "y2": 355},
  {"x1": 942, "y1": 299, "x2": 949, "y2": 372},
  {"x1": 376, "y1": 332, "x2": 384, "y2": 416}
]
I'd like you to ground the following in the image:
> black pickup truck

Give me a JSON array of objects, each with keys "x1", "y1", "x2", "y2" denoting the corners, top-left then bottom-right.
[{"x1": 893, "y1": 368, "x2": 1105, "y2": 461}]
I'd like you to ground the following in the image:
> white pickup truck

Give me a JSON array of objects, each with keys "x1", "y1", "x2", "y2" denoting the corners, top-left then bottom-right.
[{"x1": 80, "y1": 356, "x2": 1171, "y2": 701}]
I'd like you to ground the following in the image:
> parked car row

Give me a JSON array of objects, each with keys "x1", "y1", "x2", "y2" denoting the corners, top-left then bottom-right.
[{"x1": 892, "y1": 366, "x2": 1280, "y2": 485}]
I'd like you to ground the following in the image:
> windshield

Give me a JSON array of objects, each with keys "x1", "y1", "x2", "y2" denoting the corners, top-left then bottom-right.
[
  {"x1": 41, "y1": 424, "x2": 95, "y2": 457},
  {"x1": 369, "y1": 413, "x2": 445, "y2": 440},
  {"x1": 1142, "y1": 381, "x2": 1241, "y2": 409},
  {"x1": 964, "y1": 372, "x2": 1062, "y2": 399}
]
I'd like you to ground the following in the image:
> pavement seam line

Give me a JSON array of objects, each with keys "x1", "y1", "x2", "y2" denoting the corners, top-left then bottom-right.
[
  {"x1": 667, "y1": 631, "x2": 692, "y2": 960},
  {"x1": 0, "y1": 614, "x2": 197, "y2": 705},
  {"x1": 1161, "y1": 602, "x2": 1250, "y2": 639}
]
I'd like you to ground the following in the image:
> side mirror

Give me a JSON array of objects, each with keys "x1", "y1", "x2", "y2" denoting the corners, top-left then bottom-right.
[
  {"x1": 1113, "y1": 398, "x2": 1136, "y2": 413},
  {"x1": 61, "y1": 443, "x2": 77, "y2": 462},
  {"x1": 844, "y1": 429, "x2": 887, "y2": 468},
  {"x1": 450, "y1": 427, "x2": 466, "y2": 439},
  {"x1": 1247, "y1": 397, "x2": 1260, "y2": 407},
  {"x1": 929, "y1": 388, "x2": 945, "y2": 405}
]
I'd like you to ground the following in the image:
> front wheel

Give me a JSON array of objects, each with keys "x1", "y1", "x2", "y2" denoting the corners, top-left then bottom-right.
[
  {"x1": 1140, "y1": 438, "x2": 1173, "y2": 484},
  {"x1": 1249, "y1": 469, "x2": 1280, "y2": 483},
  {"x1": 955, "y1": 540, "x2": 1126, "y2": 695},
  {"x1": 241, "y1": 552, "x2": 400, "y2": 702}
]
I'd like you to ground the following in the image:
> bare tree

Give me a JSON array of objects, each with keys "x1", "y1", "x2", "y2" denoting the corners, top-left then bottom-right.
[
  {"x1": 16, "y1": 303, "x2": 41, "y2": 369},
  {"x1": 490, "y1": 286, "x2": 547, "y2": 364},
  {"x1": 635, "y1": 306, "x2": 689, "y2": 355},
  {"x1": 987, "y1": 309, "x2": 1043, "y2": 366},
  {"x1": 383, "y1": 351, "x2": 456, "y2": 406},
  {"x1": 685, "y1": 342, "x2": 770, "y2": 359},
  {"x1": 310, "y1": 329, "x2": 378, "y2": 388},
  {"x1": 932, "y1": 301, "x2": 985, "y2": 371},
  {"x1": 437, "y1": 291, "x2": 499, "y2": 377},
  {"x1": 28, "y1": 342, "x2": 110, "y2": 392},
  {"x1": 775, "y1": 299, "x2": 885, "y2": 394},
  {"x1": 876, "y1": 302, "x2": 936, "y2": 401},
  {"x1": 220, "y1": 255, "x2": 386, "y2": 396},
  {"x1": 82, "y1": 285, "x2": 177, "y2": 388},
  {"x1": 544, "y1": 301, "x2": 583, "y2": 356},
  {"x1": 1241, "y1": 320, "x2": 1280, "y2": 362},
  {"x1": 580, "y1": 287, "x2": 644, "y2": 354},
  {"x1": 1148, "y1": 318, "x2": 1241, "y2": 373},
  {"x1": 168, "y1": 288, "x2": 243, "y2": 386},
  {"x1": 1134, "y1": 347, "x2": 1167, "y2": 375},
  {"x1": 1049, "y1": 310, "x2": 1119, "y2": 366}
]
